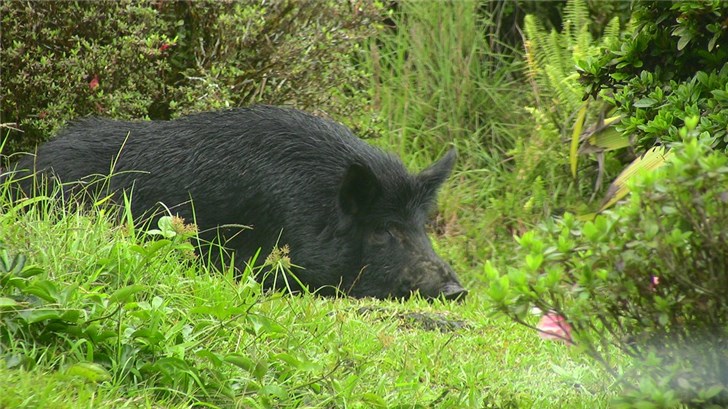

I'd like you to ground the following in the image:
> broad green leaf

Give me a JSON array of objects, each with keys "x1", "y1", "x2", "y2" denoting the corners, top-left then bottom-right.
[
  {"x1": 0, "y1": 297, "x2": 20, "y2": 308},
  {"x1": 633, "y1": 98, "x2": 657, "y2": 108},
  {"x1": 108, "y1": 284, "x2": 146, "y2": 304},
  {"x1": 525, "y1": 253, "x2": 543, "y2": 272},
  {"x1": 273, "y1": 353, "x2": 302, "y2": 368},
  {"x1": 0, "y1": 252, "x2": 25, "y2": 275},
  {"x1": 676, "y1": 34, "x2": 691, "y2": 51},
  {"x1": 24, "y1": 280, "x2": 58, "y2": 302},
  {"x1": 247, "y1": 314, "x2": 286, "y2": 336},
  {"x1": 225, "y1": 354, "x2": 267, "y2": 380},
  {"x1": 197, "y1": 350, "x2": 223, "y2": 366},
  {"x1": 224, "y1": 353, "x2": 255, "y2": 371},
  {"x1": 273, "y1": 353, "x2": 319, "y2": 371},
  {"x1": 22, "y1": 309, "x2": 62, "y2": 324},
  {"x1": 137, "y1": 240, "x2": 172, "y2": 257},
  {"x1": 253, "y1": 360, "x2": 268, "y2": 381},
  {"x1": 18, "y1": 266, "x2": 44, "y2": 279},
  {"x1": 260, "y1": 383, "x2": 287, "y2": 399}
]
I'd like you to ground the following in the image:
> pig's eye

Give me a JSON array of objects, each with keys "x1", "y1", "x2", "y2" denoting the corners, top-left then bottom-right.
[{"x1": 371, "y1": 228, "x2": 395, "y2": 244}]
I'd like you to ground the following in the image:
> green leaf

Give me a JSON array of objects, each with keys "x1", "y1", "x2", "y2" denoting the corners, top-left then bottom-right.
[
  {"x1": 24, "y1": 280, "x2": 58, "y2": 303},
  {"x1": 131, "y1": 328, "x2": 165, "y2": 346},
  {"x1": 18, "y1": 266, "x2": 44, "y2": 279},
  {"x1": 197, "y1": 350, "x2": 223, "y2": 366},
  {"x1": 676, "y1": 34, "x2": 691, "y2": 51},
  {"x1": 0, "y1": 252, "x2": 25, "y2": 275},
  {"x1": 525, "y1": 253, "x2": 543, "y2": 271},
  {"x1": 0, "y1": 297, "x2": 20, "y2": 308},
  {"x1": 582, "y1": 221, "x2": 598, "y2": 241},
  {"x1": 247, "y1": 314, "x2": 286, "y2": 336},
  {"x1": 260, "y1": 383, "x2": 287, "y2": 399},
  {"x1": 93, "y1": 193, "x2": 115, "y2": 207},
  {"x1": 23, "y1": 309, "x2": 62, "y2": 324},
  {"x1": 633, "y1": 98, "x2": 657, "y2": 108},
  {"x1": 190, "y1": 304, "x2": 245, "y2": 320},
  {"x1": 273, "y1": 353, "x2": 319, "y2": 371},
  {"x1": 708, "y1": 32, "x2": 719, "y2": 51},
  {"x1": 10, "y1": 196, "x2": 51, "y2": 213},
  {"x1": 361, "y1": 392, "x2": 388, "y2": 408},
  {"x1": 141, "y1": 240, "x2": 173, "y2": 257},
  {"x1": 224, "y1": 353, "x2": 255, "y2": 371},
  {"x1": 108, "y1": 284, "x2": 146, "y2": 304}
]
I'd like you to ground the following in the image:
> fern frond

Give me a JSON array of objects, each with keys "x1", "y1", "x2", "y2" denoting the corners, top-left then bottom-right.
[
  {"x1": 564, "y1": 0, "x2": 590, "y2": 45},
  {"x1": 523, "y1": 15, "x2": 548, "y2": 71},
  {"x1": 574, "y1": 24, "x2": 594, "y2": 61},
  {"x1": 602, "y1": 16, "x2": 621, "y2": 43},
  {"x1": 523, "y1": 0, "x2": 623, "y2": 126},
  {"x1": 563, "y1": 0, "x2": 589, "y2": 39},
  {"x1": 546, "y1": 30, "x2": 569, "y2": 80},
  {"x1": 545, "y1": 64, "x2": 582, "y2": 111}
]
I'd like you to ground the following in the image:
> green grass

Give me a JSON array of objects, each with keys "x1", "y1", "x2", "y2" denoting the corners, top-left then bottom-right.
[
  {"x1": 0, "y1": 181, "x2": 619, "y2": 408},
  {"x1": 0, "y1": 2, "x2": 629, "y2": 407},
  {"x1": 366, "y1": 0, "x2": 590, "y2": 271}
]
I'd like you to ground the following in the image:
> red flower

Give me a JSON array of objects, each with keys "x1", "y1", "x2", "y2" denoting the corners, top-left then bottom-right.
[
  {"x1": 159, "y1": 43, "x2": 171, "y2": 52},
  {"x1": 88, "y1": 75, "x2": 99, "y2": 90}
]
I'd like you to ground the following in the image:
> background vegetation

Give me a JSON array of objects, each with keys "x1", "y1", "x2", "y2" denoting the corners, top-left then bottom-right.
[
  {"x1": 1, "y1": 0, "x2": 380, "y2": 153},
  {"x1": 2, "y1": 0, "x2": 726, "y2": 407}
]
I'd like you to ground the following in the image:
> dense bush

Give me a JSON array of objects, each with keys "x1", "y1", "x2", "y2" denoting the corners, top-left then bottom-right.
[
  {"x1": 579, "y1": 0, "x2": 728, "y2": 152},
  {"x1": 486, "y1": 135, "x2": 728, "y2": 407},
  {"x1": 0, "y1": 1, "x2": 381, "y2": 155},
  {"x1": 1, "y1": 2, "x2": 173, "y2": 152}
]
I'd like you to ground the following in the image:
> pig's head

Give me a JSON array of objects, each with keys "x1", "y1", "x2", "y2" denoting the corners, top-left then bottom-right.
[{"x1": 337, "y1": 149, "x2": 467, "y2": 301}]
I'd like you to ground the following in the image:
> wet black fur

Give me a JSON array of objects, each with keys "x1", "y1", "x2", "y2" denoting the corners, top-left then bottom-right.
[{"x1": 11, "y1": 105, "x2": 465, "y2": 299}]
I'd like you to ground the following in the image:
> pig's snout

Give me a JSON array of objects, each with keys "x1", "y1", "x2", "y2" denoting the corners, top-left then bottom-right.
[{"x1": 440, "y1": 282, "x2": 467, "y2": 301}]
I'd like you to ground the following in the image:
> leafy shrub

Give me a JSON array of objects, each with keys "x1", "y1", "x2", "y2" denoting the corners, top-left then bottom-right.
[
  {"x1": 486, "y1": 136, "x2": 728, "y2": 407},
  {"x1": 1, "y1": 1, "x2": 173, "y2": 153},
  {"x1": 1, "y1": 1, "x2": 381, "y2": 155},
  {"x1": 579, "y1": 0, "x2": 728, "y2": 152}
]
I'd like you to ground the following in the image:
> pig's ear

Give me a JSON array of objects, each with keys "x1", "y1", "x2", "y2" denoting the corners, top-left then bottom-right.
[
  {"x1": 417, "y1": 148, "x2": 456, "y2": 199},
  {"x1": 339, "y1": 163, "x2": 382, "y2": 216}
]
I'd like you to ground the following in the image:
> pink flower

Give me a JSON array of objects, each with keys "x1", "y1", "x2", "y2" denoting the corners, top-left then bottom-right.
[
  {"x1": 649, "y1": 275, "x2": 660, "y2": 291},
  {"x1": 537, "y1": 312, "x2": 573, "y2": 344},
  {"x1": 88, "y1": 74, "x2": 99, "y2": 90}
]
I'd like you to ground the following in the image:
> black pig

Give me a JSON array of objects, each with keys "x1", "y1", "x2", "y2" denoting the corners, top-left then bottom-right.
[{"x1": 12, "y1": 106, "x2": 466, "y2": 300}]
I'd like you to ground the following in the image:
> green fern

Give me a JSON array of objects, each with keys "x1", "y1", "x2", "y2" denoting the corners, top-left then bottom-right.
[
  {"x1": 523, "y1": 0, "x2": 627, "y2": 202},
  {"x1": 603, "y1": 16, "x2": 621, "y2": 41},
  {"x1": 524, "y1": 0, "x2": 619, "y2": 126},
  {"x1": 564, "y1": 0, "x2": 590, "y2": 46}
]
